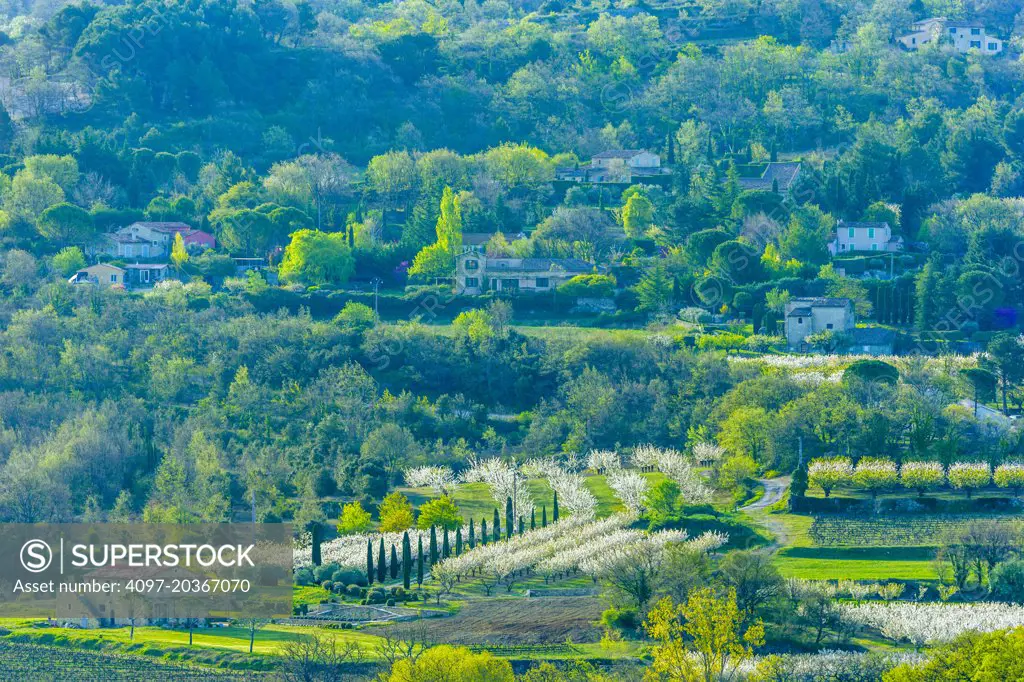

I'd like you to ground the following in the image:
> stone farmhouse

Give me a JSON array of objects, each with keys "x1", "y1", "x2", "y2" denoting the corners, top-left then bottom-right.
[
  {"x1": 784, "y1": 297, "x2": 895, "y2": 355},
  {"x1": 555, "y1": 149, "x2": 670, "y2": 184},
  {"x1": 455, "y1": 251, "x2": 594, "y2": 295},
  {"x1": 898, "y1": 17, "x2": 1004, "y2": 55}
]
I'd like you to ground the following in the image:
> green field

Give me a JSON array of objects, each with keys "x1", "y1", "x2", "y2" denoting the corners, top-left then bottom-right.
[{"x1": 773, "y1": 546, "x2": 939, "y2": 580}]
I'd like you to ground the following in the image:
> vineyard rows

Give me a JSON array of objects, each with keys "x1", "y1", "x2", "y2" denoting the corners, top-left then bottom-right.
[
  {"x1": 809, "y1": 515, "x2": 1019, "y2": 547},
  {"x1": 0, "y1": 642, "x2": 260, "y2": 681}
]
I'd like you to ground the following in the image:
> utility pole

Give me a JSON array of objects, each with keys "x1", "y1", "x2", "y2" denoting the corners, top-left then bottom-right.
[{"x1": 371, "y1": 277, "x2": 382, "y2": 317}]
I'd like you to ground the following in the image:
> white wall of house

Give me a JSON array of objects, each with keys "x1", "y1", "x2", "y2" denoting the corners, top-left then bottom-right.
[
  {"x1": 829, "y1": 224, "x2": 902, "y2": 254},
  {"x1": 784, "y1": 302, "x2": 855, "y2": 348}
]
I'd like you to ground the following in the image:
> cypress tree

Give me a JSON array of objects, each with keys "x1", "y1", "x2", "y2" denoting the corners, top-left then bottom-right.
[
  {"x1": 429, "y1": 526, "x2": 438, "y2": 564},
  {"x1": 518, "y1": 517, "x2": 524, "y2": 534},
  {"x1": 377, "y1": 538, "x2": 386, "y2": 583},
  {"x1": 311, "y1": 523, "x2": 322, "y2": 566},
  {"x1": 442, "y1": 528, "x2": 450, "y2": 559},
  {"x1": 469, "y1": 518, "x2": 476, "y2": 548},
  {"x1": 481, "y1": 519, "x2": 488, "y2": 545},
  {"x1": 505, "y1": 497, "x2": 514, "y2": 540},
  {"x1": 455, "y1": 528, "x2": 463, "y2": 556},
  {"x1": 416, "y1": 536, "x2": 424, "y2": 586},
  {"x1": 402, "y1": 532, "x2": 411, "y2": 590},
  {"x1": 492, "y1": 509, "x2": 501, "y2": 541},
  {"x1": 390, "y1": 544, "x2": 398, "y2": 580},
  {"x1": 366, "y1": 539, "x2": 374, "y2": 585},
  {"x1": 553, "y1": 491, "x2": 560, "y2": 522},
  {"x1": 542, "y1": 506, "x2": 547, "y2": 528},
  {"x1": 530, "y1": 508, "x2": 536, "y2": 530}
]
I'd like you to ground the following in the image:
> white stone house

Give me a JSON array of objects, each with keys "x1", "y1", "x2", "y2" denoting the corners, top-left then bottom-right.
[
  {"x1": 898, "y1": 17, "x2": 1004, "y2": 55},
  {"x1": 107, "y1": 221, "x2": 193, "y2": 259},
  {"x1": 784, "y1": 297, "x2": 895, "y2": 354},
  {"x1": 455, "y1": 251, "x2": 594, "y2": 295},
  {"x1": 828, "y1": 221, "x2": 904, "y2": 255},
  {"x1": 555, "y1": 149, "x2": 670, "y2": 183},
  {"x1": 784, "y1": 298, "x2": 855, "y2": 349}
]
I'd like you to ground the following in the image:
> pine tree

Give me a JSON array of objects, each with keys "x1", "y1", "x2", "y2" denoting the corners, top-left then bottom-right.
[
  {"x1": 492, "y1": 509, "x2": 501, "y2": 541},
  {"x1": 553, "y1": 492, "x2": 560, "y2": 522},
  {"x1": 442, "y1": 528, "x2": 450, "y2": 559},
  {"x1": 416, "y1": 536, "x2": 424, "y2": 586},
  {"x1": 402, "y1": 532, "x2": 411, "y2": 590},
  {"x1": 469, "y1": 518, "x2": 476, "y2": 548},
  {"x1": 429, "y1": 526, "x2": 438, "y2": 564},
  {"x1": 505, "y1": 497, "x2": 514, "y2": 540},
  {"x1": 366, "y1": 539, "x2": 374, "y2": 585},
  {"x1": 377, "y1": 538, "x2": 386, "y2": 583},
  {"x1": 530, "y1": 508, "x2": 536, "y2": 530},
  {"x1": 481, "y1": 519, "x2": 488, "y2": 545},
  {"x1": 390, "y1": 544, "x2": 398, "y2": 580},
  {"x1": 455, "y1": 528, "x2": 463, "y2": 556},
  {"x1": 542, "y1": 506, "x2": 547, "y2": 528}
]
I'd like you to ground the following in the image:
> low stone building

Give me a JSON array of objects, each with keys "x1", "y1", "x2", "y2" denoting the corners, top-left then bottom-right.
[
  {"x1": 784, "y1": 297, "x2": 895, "y2": 354},
  {"x1": 455, "y1": 251, "x2": 594, "y2": 295},
  {"x1": 784, "y1": 298, "x2": 855, "y2": 350}
]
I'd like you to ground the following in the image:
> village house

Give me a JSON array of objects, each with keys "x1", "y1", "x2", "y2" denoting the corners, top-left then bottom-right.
[
  {"x1": 828, "y1": 220, "x2": 904, "y2": 255},
  {"x1": 737, "y1": 161, "x2": 801, "y2": 194},
  {"x1": 123, "y1": 263, "x2": 172, "y2": 288},
  {"x1": 784, "y1": 297, "x2": 895, "y2": 354},
  {"x1": 69, "y1": 263, "x2": 173, "y2": 289},
  {"x1": 107, "y1": 221, "x2": 216, "y2": 259},
  {"x1": 69, "y1": 263, "x2": 125, "y2": 286},
  {"x1": 555, "y1": 149, "x2": 670, "y2": 184},
  {"x1": 898, "y1": 17, "x2": 1004, "y2": 55},
  {"x1": 455, "y1": 251, "x2": 594, "y2": 295}
]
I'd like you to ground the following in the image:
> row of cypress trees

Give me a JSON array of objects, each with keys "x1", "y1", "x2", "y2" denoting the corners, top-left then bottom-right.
[{"x1": 364, "y1": 491, "x2": 560, "y2": 589}]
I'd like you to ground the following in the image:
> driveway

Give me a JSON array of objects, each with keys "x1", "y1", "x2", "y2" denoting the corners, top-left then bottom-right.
[{"x1": 740, "y1": 477, "x2": 790, "y2": 549}]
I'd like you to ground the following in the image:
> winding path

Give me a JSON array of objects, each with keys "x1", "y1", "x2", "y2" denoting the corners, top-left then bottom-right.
[{"x1": 740, "y1": 477, "x2": 791, "y2": 549}]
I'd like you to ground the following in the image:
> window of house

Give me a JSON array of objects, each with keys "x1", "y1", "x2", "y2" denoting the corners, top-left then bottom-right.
[
  {"x1": 143, "y1": 270, "x2": 150, "y2": 283},
  {"x1": 988, "y1": 42, "x2": 997, "y2": 50},
  {"x1": 867, "y1": 227, "x2": 875, "y2": 238},
  {"x1": 142, "y1": 245, "x2": 150, "y2": 257},
  {"x1": 536, "y1": 277, "x2": 549, "y2": 288},
  {"x1": 797, "y1": 317, "x2": 803, "y2": 324},
  {"x1": 970, "y1": 40, "x2": 981, "y2": 48},
  {"x1": 489, "y1": 278, "x2": 498, "y2": 289},
  {"x1": 848, "y1": 227, "x2": 855, "y2": 238},
  {"x1": 912, "y1": 37, "x2": 916, "y2": 44},
  {"x1": 840, "y1": 243, "x2": 846, "y2": 250},
  {"x1": 826, "y1": 323, "x2": 834, "y2": 330},
  {"x1": 110, "y1": 274, "x2": 117, "y2": 283},
  {"x1": 949, "y1": 27, "x2": 956, "y2": 33},
  {"x1": 465, "y1": 259, "x2": 478, "y2": 271},
  {"x1": 501, "y1": 278, "x2": 519, "y2": 290},
  {"x1": 465, "y1": 277, "x2": 479, "y2": 288},
  {"x1": 871, "y1": 244, "x2": 879, "y2": 250},
  {"x1": 971, "y1": 28, "x2": 980, "y2": 35}
]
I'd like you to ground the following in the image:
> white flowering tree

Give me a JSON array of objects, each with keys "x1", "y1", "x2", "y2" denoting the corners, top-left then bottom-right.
[
  {"x1": 523, "y1": 458, "x2": 597, "y2": 519},
  {"x1": 461, "y1": 455, "x2": 534, "y2": 522},
  {"x1": 842, "y1": 602, "x2": 1024, "y2": 648},
  {"x1": 403, "y1": 465, "x2": 457, "y2": 496},
  {"x1": 607, "y1": 470, "x2": 649, "y2": 514},
  {"x1": 994, "y1": 462, "x2": 1024, "y2": 496},
  {"x1": 899, "y1": 461, "x2": 945, "y2": 497},
  {"x1": 807, "y1": 457, "x2": 853, "y2": 498},
  {"x1": 947, "y1": 462, "x2": 991, "y2": 498},
  {"x1": 852, "y1": 457, "x2": 898, "y2": 499},
  {"x1": 631, "y1": 445, "x2": 712, "y2": 504}
]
